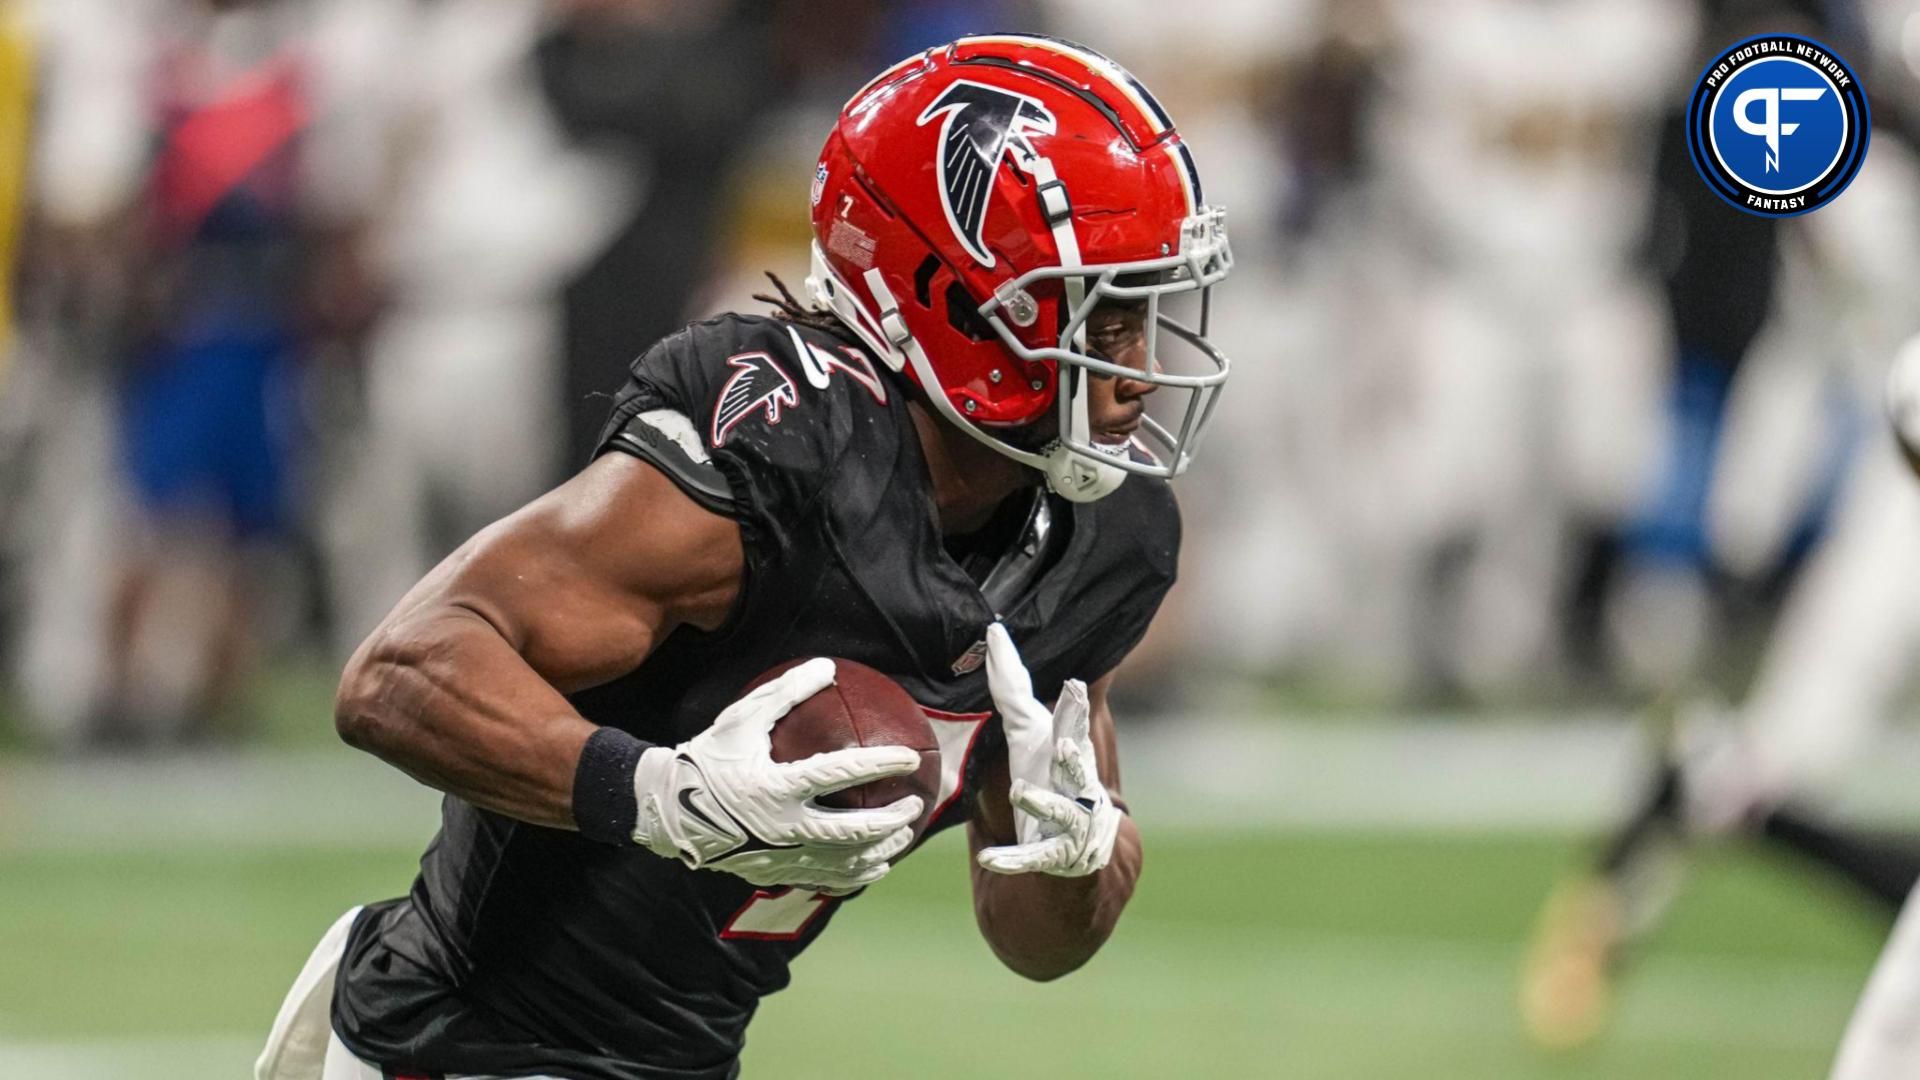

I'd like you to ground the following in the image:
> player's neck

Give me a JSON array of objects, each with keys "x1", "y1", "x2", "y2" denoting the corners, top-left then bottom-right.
[{"x1": 907, "y1": 401, "x2": 1038, "y2": 535}]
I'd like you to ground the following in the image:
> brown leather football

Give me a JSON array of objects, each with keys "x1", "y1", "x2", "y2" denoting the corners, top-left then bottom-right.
[{"x1": 752, "y1": 658, "x2": 941, "y2": 840}]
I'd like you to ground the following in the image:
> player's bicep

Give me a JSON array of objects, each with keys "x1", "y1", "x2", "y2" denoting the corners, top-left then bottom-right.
[{"x1": 414, "y1": 452, "x2": 744, "y2": 694}]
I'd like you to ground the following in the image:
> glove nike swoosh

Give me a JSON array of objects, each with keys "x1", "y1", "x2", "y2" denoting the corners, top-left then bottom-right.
[
  {"x1": 630, "y1": 658, "x2": 922, "y2": 890},
  {"x1": 675, "y1": 787, "x2": 733, "y2": 837}
]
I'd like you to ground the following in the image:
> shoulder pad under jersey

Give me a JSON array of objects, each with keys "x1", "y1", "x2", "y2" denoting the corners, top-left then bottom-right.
[{"x1": 595, "y1": 313, "x2": 899, "y2": 519}]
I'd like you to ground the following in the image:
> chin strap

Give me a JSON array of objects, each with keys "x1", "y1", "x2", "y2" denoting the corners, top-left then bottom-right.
[{"x1": 1045, "y1": 432, "x2": 1129, "y2": 502}]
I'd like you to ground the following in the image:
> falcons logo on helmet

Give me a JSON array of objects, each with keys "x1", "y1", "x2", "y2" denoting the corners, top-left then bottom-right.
[
  {"x1": 916, "y1": 80, "x2": 1057, "y2": 268},
  {"x1": 710, "y1": 351, "x2": 800, "y2": 448}
]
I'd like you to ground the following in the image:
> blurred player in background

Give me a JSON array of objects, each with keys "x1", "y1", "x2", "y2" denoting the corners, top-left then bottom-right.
[
  {"x1": 257, "y1": 35, "x2": 1231, "y2": 1080},
  {"x1": 534, "y1": 0, "x2": 784, "y2": 471},
  {"x1": 1827, "y1": 334, "x2": 1920, "y2": 1078},
  {"x1": 18, "y1": 0, "x2": 399, "y2": 743},
  {"x1": 315, "y1": 0, "x2": 625, "y2": 654},
  {"x1": 1522, "y1": 3, "x2": 1920, "y2": 1044},
  {"x1": 0, "y1": 0, "x2": 27, "y2": 364},
  {"x1": 1183, "y1": 0, "x2": 1680, "y2": 700},
  {"x1": 0, "y1": 0, "x2": 30, "y2": 665},
  {"x1": 1357, "y1": 0, "x2": 1677, "y2": 698}
]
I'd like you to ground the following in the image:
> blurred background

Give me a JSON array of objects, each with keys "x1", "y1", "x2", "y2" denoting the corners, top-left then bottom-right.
[{"x1": 5, "y1": 0, "x2": 1920, "y2": 1076}]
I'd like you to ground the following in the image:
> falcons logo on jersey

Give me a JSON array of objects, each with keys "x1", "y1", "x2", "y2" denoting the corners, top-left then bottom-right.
[
  {"x1": 710, "y1": 351, "x2": 800, "y2": 448},
  {"x1": 916, "y1": 80, "x2": 1057, "y2": 268}
]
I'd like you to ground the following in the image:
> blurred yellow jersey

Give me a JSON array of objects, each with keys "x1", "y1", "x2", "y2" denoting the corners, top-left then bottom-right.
[{"x1": 0, "y1": 0, "x2": 28, "y2": 368}]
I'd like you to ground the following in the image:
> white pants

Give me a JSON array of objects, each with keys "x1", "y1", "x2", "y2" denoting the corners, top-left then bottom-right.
[
  {"x1": 257, "y1": 907, "x2": 563, "y2": 1080},
  {"x1": 1831, "y1": 884, "x2": 1920, "y2": 1079}
]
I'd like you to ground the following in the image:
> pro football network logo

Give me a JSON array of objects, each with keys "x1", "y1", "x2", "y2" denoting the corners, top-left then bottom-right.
[{"x1": 1686, "y1": 34, "x2": 1869, "y2": 217}]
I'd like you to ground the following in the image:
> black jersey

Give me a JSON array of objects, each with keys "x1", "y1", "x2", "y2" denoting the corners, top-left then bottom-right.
[{"x1": 331, "y1": 314, "x2": 1179, "y2": 1080}]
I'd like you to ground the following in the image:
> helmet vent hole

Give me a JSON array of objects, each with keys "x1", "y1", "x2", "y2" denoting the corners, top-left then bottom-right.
[
  {"x1": 945, "y1": 282, "x2": 995, "y2": 343},
  {"x1": 913, "y1": 256, "x2": 940, "y2": 309}
]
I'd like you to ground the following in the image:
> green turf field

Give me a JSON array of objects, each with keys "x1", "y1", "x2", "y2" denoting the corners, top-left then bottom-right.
[{"x1": 0, "y1": 826, "x2": 1889, "y2": 1078}]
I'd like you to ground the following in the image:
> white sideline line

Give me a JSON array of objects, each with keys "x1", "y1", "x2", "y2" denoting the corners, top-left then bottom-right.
[
  {"x1": 0, "y1": 749, "x2": 444, "y2": 853},
  {"x1": 5, "y1": 718, "x2": 1920, "y2": 852},
  {"x1": 1123, "y1": 717, "x2": 1920, "y2": 830},
  {"x1": 0, "y1": 1034, "x2": 259, "y2": 1079}
]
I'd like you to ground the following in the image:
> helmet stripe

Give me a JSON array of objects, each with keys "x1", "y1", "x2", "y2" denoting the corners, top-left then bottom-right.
[
  {"x1": 953, "y1": 34, "x2": 1169, "y2": 137},
  {"x1": 849, "y1": 50, "x2": 929, "y2": 107},
  {"x1": 1003, "y1": 33, "x2": 1176, "y2": 131},
  {"x1": 1173, "y1": 140, "x2": 1203, "y2": 213}
]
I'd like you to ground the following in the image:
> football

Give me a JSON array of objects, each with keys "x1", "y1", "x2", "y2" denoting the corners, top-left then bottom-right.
[{"x1": 756, "y1": 658, "x2": 941, "y2": 838}]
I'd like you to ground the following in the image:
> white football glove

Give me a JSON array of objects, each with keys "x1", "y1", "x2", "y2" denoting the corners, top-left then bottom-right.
[
  {"x1": 976, "y1": 624, "x2": 1123, "y2": 878},
  {"x1": 631, "y1": 658, "x2": 924, "y2": 896}
]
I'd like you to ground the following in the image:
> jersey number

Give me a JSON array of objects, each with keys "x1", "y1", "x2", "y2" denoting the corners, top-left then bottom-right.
[
  {"x1": 719, "y1": 887, "x2": 833, "y2": 940},
  {"x1": 719, "y1": 706, "x2": 991, "y2": 941}
]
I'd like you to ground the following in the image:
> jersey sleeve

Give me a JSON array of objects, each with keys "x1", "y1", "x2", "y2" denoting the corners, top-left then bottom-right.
[
  {"x1": 595, "y1": 314, "x2": 895, "y2": 619},
  {"x1": 595, "y1": 314, "x2": 856, "y2": 521}
]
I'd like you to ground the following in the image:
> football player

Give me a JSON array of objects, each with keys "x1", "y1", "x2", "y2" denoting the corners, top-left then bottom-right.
[
  {"x1": 256, "y1": 34, "x2": 1231, "y2": 1080},
  {"x1": 1826, "y1": 335, "x2": 1920, "y2": 1079},
  {"x1": 1523, "y1": 333, "x2": 1920, "y2": 1051}
]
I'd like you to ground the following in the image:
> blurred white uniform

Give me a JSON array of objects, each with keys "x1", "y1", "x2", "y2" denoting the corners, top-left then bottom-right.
[
  {"x1": 317, "y1": 0, "x2": 626, "y2": 653},
  {"x1": 1680, "y1": 141, "x2": 1920, "y2": 830},
  {"x1": 1689, "y1": 434, "x2": 1920, "y2": 826},
  {"x1": 1038, "y1": 0, "x2": 1317, "y2": 676},
  {"x1": 1821, "y1": 18, "x2": 1920, "y2": 1070},
  {"x1": 1344, "y1": 0, "x2": 1681, "y2": 691},
  {"x1": 1833, "y1": 880, "x2": 1920, "y2": 1080},
  {"x1": 1827, "y1": 342, "x2": 1920, "y2": 1080},
  {"x1": 1057, "y1": 0, "x2": 1683, "y2": 693},
  {"x1": 13, "y1": 0, "x2": 410, "y2": 738}
]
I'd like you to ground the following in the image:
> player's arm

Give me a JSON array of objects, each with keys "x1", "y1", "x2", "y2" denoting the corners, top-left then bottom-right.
[
  {"x1": 335, "y1": 452, "x2": 923, "y2": 892},
  {"x1": 966, "y1": 629, "x2": 1142, "y2": 981},
  {"x1": 334, "y1": 452, "x2": 731, "y2": 825}
]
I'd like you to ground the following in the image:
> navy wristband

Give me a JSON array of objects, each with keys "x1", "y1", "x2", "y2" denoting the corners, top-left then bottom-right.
[{"x1": 572, "y1": 727, "x2": 653, "y2": 846}]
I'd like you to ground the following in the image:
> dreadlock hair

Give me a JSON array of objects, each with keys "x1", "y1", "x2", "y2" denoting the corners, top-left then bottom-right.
[
  {"x1": 753, "y1": 272, "x2": 860, "y2": 343},
  {"x1": 756, "y1": 271, "x2": 927, "y2": 408}
]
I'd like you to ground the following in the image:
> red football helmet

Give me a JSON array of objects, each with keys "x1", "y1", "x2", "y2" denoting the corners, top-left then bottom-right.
[{"x1": 805, "y1": 34, "x2": 1232, "y2": 501}]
